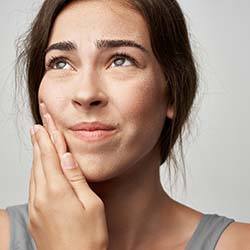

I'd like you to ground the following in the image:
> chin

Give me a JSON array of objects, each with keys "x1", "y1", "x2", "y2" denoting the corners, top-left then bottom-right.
[{"x1": 74, "y1": 154, "x2": 124, "y2": 182}]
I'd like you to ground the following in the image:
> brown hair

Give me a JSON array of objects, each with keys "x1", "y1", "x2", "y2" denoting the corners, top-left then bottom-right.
[{"x1": 15, "y1": 0, "x2": 198, "y2": 193}]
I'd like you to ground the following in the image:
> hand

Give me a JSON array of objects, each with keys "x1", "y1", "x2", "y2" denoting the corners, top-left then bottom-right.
[{"x1": 28, "y1": 103, "x2": 109, "y2": 250}]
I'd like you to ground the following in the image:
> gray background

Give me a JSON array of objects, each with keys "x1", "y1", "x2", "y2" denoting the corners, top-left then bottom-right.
[{"x1": 0, "y1": 1, "x2": 249, "y2": 222}]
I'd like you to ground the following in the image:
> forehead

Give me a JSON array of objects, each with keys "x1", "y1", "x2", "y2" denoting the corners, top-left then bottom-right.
[{"x1": 48, "y1": 0, "x2": 151, "y2": 49}]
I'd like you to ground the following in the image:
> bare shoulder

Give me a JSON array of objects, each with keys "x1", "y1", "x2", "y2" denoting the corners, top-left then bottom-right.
[
  {"x1": 0, "y1": 208, "x2": 10, "y2": 250},
  {"x1": 215, "y1": 221, "x2": 250, "y2": 250}
]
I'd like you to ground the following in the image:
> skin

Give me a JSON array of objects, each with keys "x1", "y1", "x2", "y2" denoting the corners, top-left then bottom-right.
[
  {"x1": 28, "y1": 113, "x2": 109, "y2": 250},
  {"x1": 1, "y1": 1, "x2": 250, "y2": 250},
  {"x1": 35, "y1": 0, "x2": 205, "y2": 249}
]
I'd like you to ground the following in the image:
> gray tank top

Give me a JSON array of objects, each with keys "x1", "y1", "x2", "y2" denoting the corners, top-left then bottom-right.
[{"x1": 5, "y1": 203, "x2": 235, "y2": 250}]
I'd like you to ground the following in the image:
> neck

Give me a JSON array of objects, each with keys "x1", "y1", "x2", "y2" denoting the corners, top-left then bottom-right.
[{"x1": 88, "y1": 148, "x2": 175, "y2": 250}]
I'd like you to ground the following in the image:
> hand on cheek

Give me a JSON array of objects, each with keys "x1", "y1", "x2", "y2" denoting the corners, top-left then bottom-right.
[
  {"x1": 27, "y1": 103, "x2": 109, "y2": 250},
  {"x1": 38, "y1": 102, "x2": 89, "y2": 195},
  {"x1": 39, "y1": 102, "x2": 67, "y2": 157}
]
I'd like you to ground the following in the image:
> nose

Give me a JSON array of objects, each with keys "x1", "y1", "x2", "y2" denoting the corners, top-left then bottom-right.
[{"x1": 71, "y1": 69, "x2": 108, "y2": 111}]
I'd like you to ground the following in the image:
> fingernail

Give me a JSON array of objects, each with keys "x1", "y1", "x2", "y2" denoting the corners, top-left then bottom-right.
[
  {"x1": 61, "y1": 153, "x2": 76, "y2": 169},
  {"x1": 33, "y1": 125, "x2": 40, "y2": 133},
  {"x1": 30, "y1": 127, "x2": 35, "y2": 135}
]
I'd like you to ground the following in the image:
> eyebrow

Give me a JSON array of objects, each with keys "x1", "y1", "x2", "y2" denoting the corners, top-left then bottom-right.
[{"x1": 44, "y1": 39, "x2": 149, "y2": 55}]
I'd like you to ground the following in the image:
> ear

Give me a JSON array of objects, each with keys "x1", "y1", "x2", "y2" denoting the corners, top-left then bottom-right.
[{"x1": 166, "y1": 107, "x2": 174, "y2": 119}]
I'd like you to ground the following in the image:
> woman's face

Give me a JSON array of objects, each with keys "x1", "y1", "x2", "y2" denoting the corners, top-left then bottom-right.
[{"x1": 38, "y1": 0, "x2": 173, "y2": 182}]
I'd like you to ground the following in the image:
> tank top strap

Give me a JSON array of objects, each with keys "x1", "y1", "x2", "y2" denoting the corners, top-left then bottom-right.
[
  {"x1": 6, "y1": 203, "x2": 36, "y2": 250},
  {"x1": 185, "y1": 214, "x2": 235, "y2": 250}
]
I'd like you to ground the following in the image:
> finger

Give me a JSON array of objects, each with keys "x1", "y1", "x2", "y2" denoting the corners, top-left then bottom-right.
[
  {"x1": 45, "y1": 113, "x2": 67, "y2": 157},
  {"x1": 28, "y1": 167, "x2": 36, "y2": 227},
  {"x1": 39, "y1": 102, "x2": 68, "y2": 157},
  {"x1": 34, "y1": 124, "x2": 65, "y2": 183},
  {"x1": 28, "y1": 160, "x2": 35, "y2": 206},
  {"x1": 39, "y1": 102, "x2": 58, "y2": 134},
  {"x1": 31, "y1": 126, "x2": 47, "y2": 190},
  {"x1": 61, "y1": 152, "x2": 101, "y2": 210},
  {"x1": 29, "y1": 128, "x2": 36, "y2": 209},
  {"x1": 39, "y1": 103, "x2": 47, "y2": 127},
  {"x1": 44, "y1": 112, "x2": 57, "y2": 132},
  {"x1": 51, "y1": 130, "x2": 67, "y2": 158}
]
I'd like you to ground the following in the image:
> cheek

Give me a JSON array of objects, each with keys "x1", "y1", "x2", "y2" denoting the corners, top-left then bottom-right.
[
  {"x1": 114, "y1": 73, "x2": 166, "y2": 158},
  {"x1": 118, "y1": 75, "x2": 166, "y2": 126},
  {"x1": 111, "y1": 75, "x2": 166, "y2": 166},
  {"x1": 38, "y1": 78, "x2": 68, "y2": 125}
]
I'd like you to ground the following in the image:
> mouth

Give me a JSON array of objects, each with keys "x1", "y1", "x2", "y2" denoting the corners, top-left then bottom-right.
[
  {"x1": 70, "y1": 129, "x2": 117, "y2": 142},
  {"x1": 69, "y1": 121, "x2": 117, "y2": 131}
]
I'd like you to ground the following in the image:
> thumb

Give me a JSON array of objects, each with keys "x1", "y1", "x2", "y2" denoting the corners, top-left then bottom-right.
[{"x1": 60, "y1": 152, "x2": 101, "y2": 209}]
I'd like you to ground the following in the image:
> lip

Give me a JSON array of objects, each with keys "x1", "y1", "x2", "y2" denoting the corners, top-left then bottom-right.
[
  {"x1": 69, "y1": 121, "x2": 118, "y2": 142},
  {"x1": 69, "y1": 121, "x2": 116, "y2": 131},
  {"x1": 71, "y1": 129, "x2": 117, "y2": 142}
]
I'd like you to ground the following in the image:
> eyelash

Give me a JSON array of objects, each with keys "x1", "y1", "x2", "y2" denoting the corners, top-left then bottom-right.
[{"x1": 45, "y1": 52, "x2": 137, "y2": 70}]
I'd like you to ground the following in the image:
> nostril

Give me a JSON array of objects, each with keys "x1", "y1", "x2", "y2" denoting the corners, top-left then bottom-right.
[{"x1": 90, "y1": 100, "x2": 102, "y2": 106}]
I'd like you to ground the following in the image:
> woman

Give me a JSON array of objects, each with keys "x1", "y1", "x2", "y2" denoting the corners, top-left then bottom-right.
[{"x1": 0, "y1": 0, "x2": 249, "y2": 249}]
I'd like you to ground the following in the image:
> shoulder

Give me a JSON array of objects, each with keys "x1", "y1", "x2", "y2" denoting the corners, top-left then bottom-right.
[
  {"x1": 216, "y1": 221, "x2": 250, "y2": 250},
  {"x1": 0, "y1": 208, "x2": 10, "y2": 250}
]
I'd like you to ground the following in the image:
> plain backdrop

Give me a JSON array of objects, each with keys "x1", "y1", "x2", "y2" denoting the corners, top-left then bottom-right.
[{"x1": 0, "y1": 1, "x2": 249, "y2": 222}]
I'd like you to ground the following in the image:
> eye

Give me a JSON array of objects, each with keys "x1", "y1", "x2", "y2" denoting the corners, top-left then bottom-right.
[
  {"x1": 110, "y1": 53, "x2": 137, "y2": 68},
  {"x1": 45, "y1": 56, "x2": 73, "y2": 70}
]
